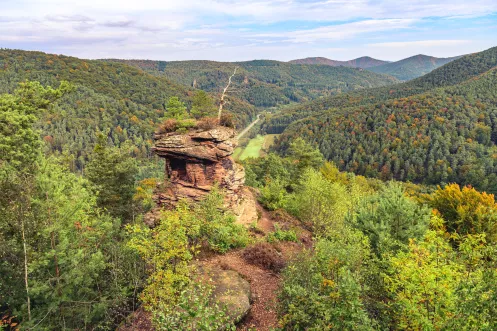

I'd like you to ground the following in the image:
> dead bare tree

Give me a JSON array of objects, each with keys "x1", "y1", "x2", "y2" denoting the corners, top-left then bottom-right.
[{"x1": 218, "y1": 67, "x2": 238, "y2": 120}]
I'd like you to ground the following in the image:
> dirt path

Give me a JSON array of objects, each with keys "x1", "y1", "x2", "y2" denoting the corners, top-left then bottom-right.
[
  {"x1": 237, "y1": 114, "x2": 262, "y2": 140},
  {"x1": 121, "y1": 199, "x2": 308, "y2": 331},
  {"x1": 202, "y1": 204, "x2": 308, "y2": 330},
  {"x1": 202, "y1": 250, "x2": 281, "y2": 330},
  {"x1": 202, "y1": 203, "x2": 280, "y2": 330}
]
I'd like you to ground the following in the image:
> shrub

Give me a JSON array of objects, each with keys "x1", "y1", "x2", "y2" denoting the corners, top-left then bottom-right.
[
  {"x1": 423, "y1": 183, "x2": 497, "y2": 243},
  {"x1": 175, "y1": 118, "x2": 197, "y2": 133},
  {"x1": 352, "y1": 181, "x2": 431, "y2": 256},
  {"x1": 242, "y1": 242, "x2": 286, "y2": 273},
  {"x1": 197, "y1": 117, "x2": 219, "y2": 130},
  {"x1": 158, "y1": 118, "x2": 178, "y2": 133},
  {"x1": 220, "y1": 112, "x2": 236, "y2": 128},
  {"x1": 196, "y1": 187, "x2": 250, "y2": 253},
  {"x1": 278, "y1": 227, "x2": 373, "y2": 330},
  {"x1": 127, "y1": 189, "x2": 249, "y2": 329},
  {"x1": 266, "y1": 224, "x2": 298, "y2": 243},
  {"x1": 259, "y1": 178, "x2": 288, "y2": 210},
  {"x1": 153, "y1": 280, "x2": 235, "y2": 330}
]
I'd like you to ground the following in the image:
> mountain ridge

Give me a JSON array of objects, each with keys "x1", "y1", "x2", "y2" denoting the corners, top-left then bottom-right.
[
  {"x1": 109, "y1": 58, "x2": 399, "y2": 109},
  {"x1": 268, "y1": 46, "x2": 497, "y2": 192},
  {"x1": 368, "y1": 54, "x2": 462, "y2": 80},
  {"x1": 288, "y1": 56, "x2": 389, "y2": 68}
]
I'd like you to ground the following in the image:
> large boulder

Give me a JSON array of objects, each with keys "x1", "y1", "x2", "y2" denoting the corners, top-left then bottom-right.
[{"x1": 202, "y1": 266, "x2": 251, "y2": 324}]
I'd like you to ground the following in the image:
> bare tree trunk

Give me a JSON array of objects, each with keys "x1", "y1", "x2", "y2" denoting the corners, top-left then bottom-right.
[
  {"x1": 218, "y1": 67, "x2": 238, "y2": 120},
  {"x1": 47, "y1": 192, "x2": 61, "y2": 295},
  {"x1": 21, "y1": 215, "x2": 31, "y2": 322}
]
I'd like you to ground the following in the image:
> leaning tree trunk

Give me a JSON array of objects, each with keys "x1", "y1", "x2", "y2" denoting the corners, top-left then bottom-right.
[{"x1": 218, "y1": 67, "x2": 238, "y2": 120}]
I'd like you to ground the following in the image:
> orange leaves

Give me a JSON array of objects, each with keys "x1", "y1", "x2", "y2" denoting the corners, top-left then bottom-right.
[
  {"x1": 43, "y1": 135, "x2": 54, "y2": 143},
  {"x1": 130, "y1": 115, "x2": 140, "y2": 124}
]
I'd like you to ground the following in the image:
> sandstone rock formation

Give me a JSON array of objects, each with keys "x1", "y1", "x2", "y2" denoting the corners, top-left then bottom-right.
[{"x1": 146, "y1": 126, "x2": 245, "y2": 225}]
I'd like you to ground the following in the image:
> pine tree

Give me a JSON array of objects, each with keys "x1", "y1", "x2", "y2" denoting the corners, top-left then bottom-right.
[
  {"x1": 190, "y1": 90, "x2": 216, "y2": 119},
  {"x1": 86, "y1": 133, "x2": 138, "y2": 221},
  {"x1": 165, "y1": 96, "x2": 188, "y2": 120}
]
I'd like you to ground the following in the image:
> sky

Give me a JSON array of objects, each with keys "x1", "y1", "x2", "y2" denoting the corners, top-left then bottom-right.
[{"x1": 1, "y1": 0, "x2": 497, "y2": 62}]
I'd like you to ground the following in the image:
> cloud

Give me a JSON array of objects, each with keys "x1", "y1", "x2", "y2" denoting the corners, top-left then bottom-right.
[
  {"x1": 102, "y1": 20, "x2": 135, "y2": 28},
  {"x1": 0, "y1": 1, "x2": 496, "y2": 61},
  {"x1": 253, "y1": 19, "x2": 417, "y2": 43},
  {"x1": 46, "y1": 15, "x2": 94, "y2": 22},
  {"x1": 369, "y1": 40, "x2": 471, "y2": 49}
]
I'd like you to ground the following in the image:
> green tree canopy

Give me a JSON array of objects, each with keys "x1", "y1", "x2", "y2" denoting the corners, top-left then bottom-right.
[
  {"x1": 165, "y1": 96, "x2": 188, "y2": 120},
  {"x1": 352, "y1": 182, "x2": 431, "y2": 256},
  {"x1": 287, "y1": 137, "x2": 324, "y2": 171},
  {"x1": 190, "y1": 90, "x2": 217, "y2": 119},
  {"x1": 86, "y1": 133, "x2": 138, "y2": 221}
]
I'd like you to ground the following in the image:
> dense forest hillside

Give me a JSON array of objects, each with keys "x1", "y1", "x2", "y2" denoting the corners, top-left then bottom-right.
[
  {"x1": 288, "y1": 56, "x2": 389, "y2": 68},
  {"x1": 263, "y1": 46, "x2": 497, "y2": 134},
  {"x1": 368, "y1": 54, "x2": 461, "y2": 80},
  {"x1": 0, "y1": 49, "x2": 257, "y2": 169},
  {"x1": 109, "y1": 58, "x2": 398, "y2": 108},
  {"x1": 271, "y1": 46, "x2": 497, "y2": 193}
]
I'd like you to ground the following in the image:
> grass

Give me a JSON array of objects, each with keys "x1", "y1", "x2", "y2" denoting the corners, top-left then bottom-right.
[
  {"x1": 239, "y1": 135, "x2": 265, "y2": 160},
  {"x1": 234, "y1": 134, "x2": 280, "y2": 161}
]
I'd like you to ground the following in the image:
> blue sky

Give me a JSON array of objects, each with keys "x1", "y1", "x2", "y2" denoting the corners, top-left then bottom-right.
[{"x1": 1, "y1": 0, "x2": 496, "y2": 61}]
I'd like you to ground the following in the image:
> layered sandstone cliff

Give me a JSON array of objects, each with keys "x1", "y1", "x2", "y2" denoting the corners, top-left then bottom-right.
[{"x1": 145, "y1": 125, "x2": 245, "y2": 225}]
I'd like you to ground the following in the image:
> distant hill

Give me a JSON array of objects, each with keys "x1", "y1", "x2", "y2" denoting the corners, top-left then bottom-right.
[
  {"x1": 0, "y1": 49, "x2": 255, "y2": 169},
  {"x1": 109, "y1": 59, "x2": 398, "y2": 109},
  {"x1": 288, "y1": 56, "x2": 389, "y2": 68},
  {"x1": 368, "y1": 54, "x2": 461, "y2": 81},
  {"x1": 264, "y1": 47, "x2": 497, "y2": 135},
  {"x1": 267, "y1": 46, "x2": 497, "y2": 192}
]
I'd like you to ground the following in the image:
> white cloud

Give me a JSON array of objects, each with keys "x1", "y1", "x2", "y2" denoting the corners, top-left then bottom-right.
[
  {"x1": 253, "y1": 19, "x2": 417, "y2": 43},
  {"x1": 370, "y1": 40, "x2": 471, "y2": 49},
  {"x1": 0, "y1": 0, "x2": 496, "y2": 60}
]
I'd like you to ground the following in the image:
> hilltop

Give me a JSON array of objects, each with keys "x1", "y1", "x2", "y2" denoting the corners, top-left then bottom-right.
[
  {"x1": 108, "y1": 58, "x2": 399, "y2": 109},
  {"x1": 289, "y1": 56, "x2": 389, "y2": 68},
  {"x1": 368, "y1": 54, "x2": 461, "y2": 80}
]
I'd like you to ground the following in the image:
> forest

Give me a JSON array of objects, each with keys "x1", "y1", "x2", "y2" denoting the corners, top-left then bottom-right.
[
  {"x1": 1, "y1": 45, "x2": 497, "y2": 330},
  {"x1": 268, "y1": 46, "x2": 497, "y2": 193},
  {"x1": 0, "y1": 49, "x2": 258, "y2": 171},
  {"x1": 110, "y1": 58, "x2": 398, "y2": 108}
]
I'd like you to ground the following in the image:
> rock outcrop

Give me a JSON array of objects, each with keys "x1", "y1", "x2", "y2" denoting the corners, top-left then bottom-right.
[{"x1": 146, "y1": 126, "x2": 245, "y2": 225}]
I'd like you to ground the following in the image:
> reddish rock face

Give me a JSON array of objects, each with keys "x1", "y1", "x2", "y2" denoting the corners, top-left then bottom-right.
[{"x1": 146, "y1": 126, "x2": 245, "y2": 226}]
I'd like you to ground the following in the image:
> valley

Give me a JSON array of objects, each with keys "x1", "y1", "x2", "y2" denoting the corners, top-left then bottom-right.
[
  {"x1": 2, "y1": 22, "x2": 497, "y2": 330},
  {"x1": 234, "y1": 134, "x2": 279, "y2": 161}
]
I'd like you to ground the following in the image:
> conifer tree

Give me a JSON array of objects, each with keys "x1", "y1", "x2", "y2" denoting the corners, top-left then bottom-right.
[
  {"x1": 190, "y1": 90, "x2": 216, "y2": 119},
  {"x1": 86, "y1": 133, "x2": 138, "y2": 221}
]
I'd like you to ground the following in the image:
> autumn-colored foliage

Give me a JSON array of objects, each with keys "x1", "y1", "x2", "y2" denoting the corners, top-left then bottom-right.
[{"x1": 424, "y1": 183, "x2": 497, "y2": 242}]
